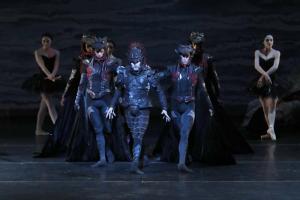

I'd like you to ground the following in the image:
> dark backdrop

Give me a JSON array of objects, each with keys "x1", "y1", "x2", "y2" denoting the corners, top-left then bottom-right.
[{"x1": 1, "y1": 0, "x2": 299, "y2": 118}]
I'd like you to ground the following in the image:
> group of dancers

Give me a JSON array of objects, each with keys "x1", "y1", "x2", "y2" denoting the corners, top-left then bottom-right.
[{"x1": 22, "y1": 32, "x2": 281, "y2": 174}]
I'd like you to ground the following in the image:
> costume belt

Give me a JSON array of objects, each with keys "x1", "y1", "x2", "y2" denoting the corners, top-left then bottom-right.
[
  {"x1": 87, "y1": 88, "x2": 111, "y2": 99},
  {"x1": 175, "y1": 96, "x2": 195, "y2": 103}
]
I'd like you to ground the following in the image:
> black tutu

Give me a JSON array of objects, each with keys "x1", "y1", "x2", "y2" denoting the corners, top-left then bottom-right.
[
  {"x1": 248, "y1": 75, "x2": 291, "y2": 99},
  {"x1": 22, "y1": 73, "x2": 66, "y2": 94},
  {"x1": 248, "y1": 78, "x2": 278, "y2": 98}
]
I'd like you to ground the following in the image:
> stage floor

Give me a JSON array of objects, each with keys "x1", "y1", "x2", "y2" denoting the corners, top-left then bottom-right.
[{"x1": 1, "y1": 121, "x2": 300, "y2": 199}]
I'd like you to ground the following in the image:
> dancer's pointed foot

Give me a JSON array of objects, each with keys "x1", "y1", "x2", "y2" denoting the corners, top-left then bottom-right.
[
  {"x1": 91, "y1": 160, "x2": 107, "y2": 168},
  {"x1": 267, "y1": 127, "x2": 277, "y2": 141},
  {"x1": 261, "y1": 133, "x2": 271, "y2": 140},
  {"x1": 178, "y1": 163, "x2": 193, "y2": 173}
]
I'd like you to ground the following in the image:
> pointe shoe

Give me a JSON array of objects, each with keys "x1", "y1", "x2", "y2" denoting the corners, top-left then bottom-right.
[
  {"x1": 177, "y1": 163, "x2": 193, "y2": 173},
  {"x1": 267, "y1": 127, "x2": 276, "y2": 141},
  {"x1": 91, "y1": 160, "x2": 107, "y2": 168},
  {"x1": 261, "y1": 133, "x2": 271, "y2": 140}
]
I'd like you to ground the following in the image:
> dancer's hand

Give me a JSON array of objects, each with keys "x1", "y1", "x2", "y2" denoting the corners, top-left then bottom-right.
[
  {"x1": 89, "y1": 91, "x2": 96, "y2": 99},
  {"x1": 161, "y1": 110, "x2": 171, "y2": 122},
  {"x1": 106, "y1": 107, "x2": 116, "y2": 119},
  {"x1": 257, "y1": 76, "x2": 264, "y2": 88},
  {"x1": 55, "y1": 75, "x2": 62, "y2": 80},
  {"x1": 45, "y1": 74, "x2": 61, "y2": 82},
  {"x1": 45, "y1": 73, "x2": 55, "y2": 81},
  {"x1": 263, "y1": 73, "x2": 272, "y2": 84},
  {"x1": 49, "y1": 73, "x2": 55, "y2": 81}
]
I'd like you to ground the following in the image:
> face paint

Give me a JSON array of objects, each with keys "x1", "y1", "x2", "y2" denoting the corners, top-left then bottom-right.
[
  {"x1": 180, "y1": 55, "x2": 190, "y2": 65},
  {"x1": 130, "y1": 61, "x2": 141, "y2": 71},
  {"x1": 263, "y1": 35, "x2": 274, "y2": 49}
]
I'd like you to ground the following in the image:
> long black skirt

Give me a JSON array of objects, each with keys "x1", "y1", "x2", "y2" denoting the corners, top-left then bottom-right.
[{"x1": 66, "y1": 101, "x2": 131, "y2": 162}]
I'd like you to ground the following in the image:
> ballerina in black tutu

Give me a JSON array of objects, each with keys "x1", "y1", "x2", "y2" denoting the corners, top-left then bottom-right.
[
  {"x1": 249, "y1": 34, "x2": 281, "y2": 141},
  {"x1": 22, "y1": 33, "x2": 64, "y2": 136},
  {"x1": 35, "y1": 34, "x2": 95, "y2": 157}
]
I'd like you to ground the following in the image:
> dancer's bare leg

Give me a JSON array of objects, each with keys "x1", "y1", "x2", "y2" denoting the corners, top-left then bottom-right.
[
  {"x1": 259, "y1": 97, "x2": 270, "y2": 127},
  {"x1": 260, "y1": 97, "x2": 271, "y2": 140},
  {"x1": 35, "y1": 96, "x2": 48, "y2": 135},
  {"x1": 266, "y1": 97, "x2": 278, "y2": 141},
  {"x1": 41, "y1": 93, "x2": 57, "y2": 124}
]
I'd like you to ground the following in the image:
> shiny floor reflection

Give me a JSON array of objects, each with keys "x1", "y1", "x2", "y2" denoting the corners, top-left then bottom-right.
[{"x1": 1, "y1": 121, "x2": 300, "y2": 199}]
